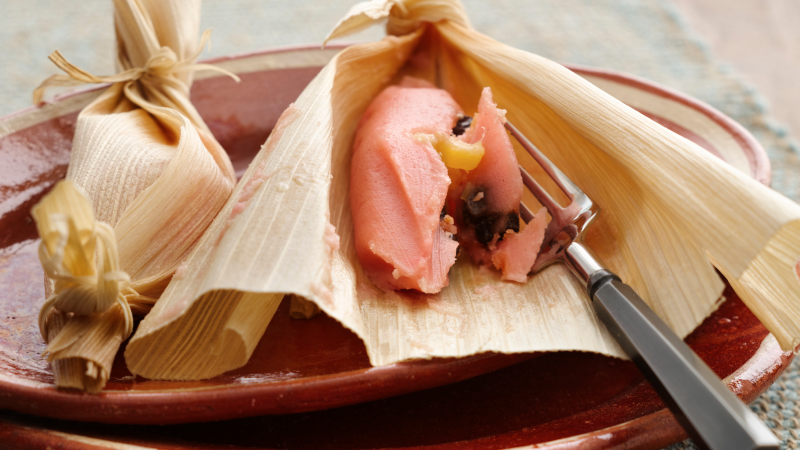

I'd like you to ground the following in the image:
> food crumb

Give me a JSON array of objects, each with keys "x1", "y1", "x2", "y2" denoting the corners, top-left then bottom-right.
[
  {"x1": 392, "y1": 269, "x2": 401, "y2": 279},
  {"x1": 440, "y1": 214, "x2": 457, "y2": 234},
  {"x1": 324, "y1": 223, "x2": 340, "y2": 252},
  {"x1": 474, "y1": 284, "x2": 500, "y2": 301},
  {"x1": 472, "y1": 192, "x2": 484, "y2": 202},
  {"x1": 173, "y1": 261, "x2": 189, "y2": 280}
]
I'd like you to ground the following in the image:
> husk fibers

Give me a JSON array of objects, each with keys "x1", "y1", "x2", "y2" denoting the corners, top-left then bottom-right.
[{"x1": 127, "y1": 0, "x2": 800, "y2": 379}]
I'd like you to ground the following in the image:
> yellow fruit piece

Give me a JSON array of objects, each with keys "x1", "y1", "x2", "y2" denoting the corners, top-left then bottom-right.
[
  {"x1": 436, "y1": 136, "x2": 485, "y2": 170},
  {"x1": 415, "y1": 132, "x2": 485, "y2": 171}
]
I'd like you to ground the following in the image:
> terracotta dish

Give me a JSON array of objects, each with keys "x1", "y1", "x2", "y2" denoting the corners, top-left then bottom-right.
[{"x1": 0, "y1": 45, "x2": 790, "y2": 449}]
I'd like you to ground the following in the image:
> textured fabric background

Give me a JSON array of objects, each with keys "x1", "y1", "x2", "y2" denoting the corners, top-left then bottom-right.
[{"x1": 0, "y1": 1, "x2": 798, "y2": 448}]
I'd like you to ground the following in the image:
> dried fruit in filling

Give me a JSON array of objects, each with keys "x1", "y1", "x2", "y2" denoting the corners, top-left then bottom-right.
[{"x1": 350, "y1": 78, "x2": 547, "y2": 293}]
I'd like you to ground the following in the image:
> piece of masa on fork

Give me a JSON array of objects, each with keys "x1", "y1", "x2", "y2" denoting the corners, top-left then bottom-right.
[{"x1": 505, "y1": 120, "x2": 779, "y2": 450}]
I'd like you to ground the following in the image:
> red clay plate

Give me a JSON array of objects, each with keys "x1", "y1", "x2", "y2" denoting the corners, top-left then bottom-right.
[{"x1": 0, "y1": 45, "x2": 791, "y2": 449}]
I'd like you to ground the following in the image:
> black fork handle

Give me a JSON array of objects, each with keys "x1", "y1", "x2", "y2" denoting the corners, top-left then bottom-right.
[{"x1": 588, "y1": 271, "x2": 779, "y2": 450}]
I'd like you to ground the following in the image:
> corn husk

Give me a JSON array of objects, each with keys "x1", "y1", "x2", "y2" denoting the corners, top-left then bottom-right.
[
  {"x1": 32, "y1": 0, "x2": 236, "y2": 392},
  {"x1": 127, "y1": 0, "x2": 800, "y2": 380},
  {"x1": 33, "y1": 181, "x2": 134, "y2": 393}
]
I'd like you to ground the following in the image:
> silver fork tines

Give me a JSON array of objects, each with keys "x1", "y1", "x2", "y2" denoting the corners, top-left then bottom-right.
[
  {"x1": 504, "y1": 121, "x2": 595, "y2": 272},
  {"x1": 503, "y1": 119, "x2": 779, "y2": 450}
]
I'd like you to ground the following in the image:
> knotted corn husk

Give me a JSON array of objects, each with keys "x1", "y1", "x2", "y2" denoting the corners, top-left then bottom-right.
[
  {"x1": 33, "y1": 181, "x2": 135, "y2": 393},
  {"x1": 33, "y1": 0, "x2": 236, "y2": 392},
  {"x1": 127, "y1": 0, "x2": 800, "y2": 380}
]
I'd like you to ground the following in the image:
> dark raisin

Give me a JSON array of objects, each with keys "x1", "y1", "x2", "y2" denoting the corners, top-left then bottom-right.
[
  {"x1": 460, "y1": 184, "x2": 522, "y2": 245},
  {"x1": 505, "y1": 212, "x2": 520, "y2": 234},
  {"x1": 472, "y1": 214, "x2": 500, "y2": 245},
  {"x1": 463, "y1": 187, "x2": 487, "y2": 217},
  {"x1": 463, "y1": 209, "x2": 522, "y2": 245},
  {"x1": 452, "y1": 115, "x2": 473, "y2": 136}
]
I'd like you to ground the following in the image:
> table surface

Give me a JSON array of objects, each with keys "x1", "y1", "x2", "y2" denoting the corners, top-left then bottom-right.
[
  {"x1": 672, "y1": 0, "x2": 800, "y2": 151},
  {"x1": 1, "y1": 1, "x2": 798, "y2": 449}
]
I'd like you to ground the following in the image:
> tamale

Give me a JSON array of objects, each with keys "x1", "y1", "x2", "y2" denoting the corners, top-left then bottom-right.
[
  {"x1": 32, "y1": 0, "x2": 236, "y2": 392},
  {"x1": 127, "y1": 0, "x2": 800, "y2": 380}
]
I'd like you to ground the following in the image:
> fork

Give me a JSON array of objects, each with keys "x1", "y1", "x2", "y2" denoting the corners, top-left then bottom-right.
[{"x1": 505, "y1": 120, "x2": 780, "y2": 450}]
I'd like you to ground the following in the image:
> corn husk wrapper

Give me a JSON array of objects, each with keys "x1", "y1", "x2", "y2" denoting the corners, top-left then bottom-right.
[
  {"x1": 127, "y1": 0, "x2": 800, "y2": 380},
  {"x1": 33, "y1": 0, "x2": 236, "y2": 391}
]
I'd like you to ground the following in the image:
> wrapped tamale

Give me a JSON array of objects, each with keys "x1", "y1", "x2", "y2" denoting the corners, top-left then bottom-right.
[
  {"x1": 32, "y1": 0, "x2": 236, "y2": 392},
  {"x1": 127, "y1": 0, "x2": 800, "y2": 380}
]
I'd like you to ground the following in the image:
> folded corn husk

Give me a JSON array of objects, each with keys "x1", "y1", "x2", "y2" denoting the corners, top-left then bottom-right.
[
  {"x1": 127, "y1": 0, "x2": 800, "y2": 380},
  {"x1": 32, "y1": 0, "x2": 236, "y2": 391}
]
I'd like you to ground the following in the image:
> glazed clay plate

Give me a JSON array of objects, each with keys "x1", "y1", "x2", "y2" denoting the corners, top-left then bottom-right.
[{"x1": 0, "y1": 45, "x2": 791, "y2": 449}]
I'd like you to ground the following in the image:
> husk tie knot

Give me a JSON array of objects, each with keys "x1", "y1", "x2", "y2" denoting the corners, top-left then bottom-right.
[
  {"x1": 324, "y1": 0, "x2": 471, "y2": 45},
  {"x1": 34, "y1": 183, "x2": 136, "y2": 346},
  {"x1": 33, "y1": 29, "x2": 239, "y2": 105}
]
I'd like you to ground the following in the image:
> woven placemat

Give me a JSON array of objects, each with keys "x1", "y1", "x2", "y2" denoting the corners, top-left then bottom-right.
[
  {"x1": 669, "y1": 359, "x2": 800, "y2": 449},
  {"x1": 0, "y1": 0, "x2": 797, "y2": 448},
  {"x1": 752, "y1": 367, "x2": 800, "y2": 449}
]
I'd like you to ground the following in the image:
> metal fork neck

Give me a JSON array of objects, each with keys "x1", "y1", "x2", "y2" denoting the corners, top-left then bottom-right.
[{"x1": 563, "y1": 241, "x2": 607, "y2": 288}]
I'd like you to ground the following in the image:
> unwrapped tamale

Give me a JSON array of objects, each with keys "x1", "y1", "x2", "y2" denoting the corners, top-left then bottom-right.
[{"x1": 126, "y1": 0, "x2": 800, "y2": 380}]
